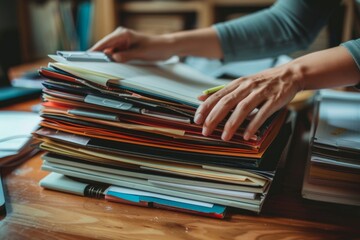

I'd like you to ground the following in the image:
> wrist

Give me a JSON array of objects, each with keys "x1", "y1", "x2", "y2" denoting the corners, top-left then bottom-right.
[
  {"x1": 162, "y1": 31, "x2": 189, "y2": 57},
  {"x1": 286, "y1": 59, "x2": 308, "y2": 92},
  {"x1": 162, "y1": 28, "x2": 223, "y2": 59}
]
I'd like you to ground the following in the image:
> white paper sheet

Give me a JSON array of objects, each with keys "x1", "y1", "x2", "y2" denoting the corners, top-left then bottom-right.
[{"x1": 0, "y1": 111, "x2": 41, "y2": 151}]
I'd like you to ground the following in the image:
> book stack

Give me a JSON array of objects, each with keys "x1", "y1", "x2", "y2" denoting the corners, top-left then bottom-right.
[
  {"x1": 302, "y1": 90, "x2": 360, "y2": 206},
  {"x1": 35, "y1": 52, "x2": 291, "y2": 218}
]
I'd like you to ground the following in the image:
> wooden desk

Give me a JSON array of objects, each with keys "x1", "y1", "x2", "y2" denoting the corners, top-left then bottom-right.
[{"x1": 0, "y1": 100, "x2": 359, "y2": 240}]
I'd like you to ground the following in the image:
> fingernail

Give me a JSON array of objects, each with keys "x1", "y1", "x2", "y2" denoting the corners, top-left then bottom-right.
[
  {"x1": 202, "y1": 127, "x2": 210, "y2": 136},
  {"x1": 194, "y1": 113, "x2": 203, "y2": 124},
  {"x1": 113, "y1": 54, "x2": 122, "y2": 62},
  {"x1": 243, "y1": 132, "x2": 250, "y2": 141},
  {"x1": 221, "y1": 131, "x2": 230, "y2": 141}
]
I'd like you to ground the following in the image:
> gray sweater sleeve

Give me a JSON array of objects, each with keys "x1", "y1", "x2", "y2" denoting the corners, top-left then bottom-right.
[
  {"x1": 214, "y1": 0, "x2": 341, "y2": 62},
  {"x1": 341, "y1": 39, "x2": 360, "y2": 70},
  {"x1": 341, "y1": 39, "x2": 360, "y2": 89}
]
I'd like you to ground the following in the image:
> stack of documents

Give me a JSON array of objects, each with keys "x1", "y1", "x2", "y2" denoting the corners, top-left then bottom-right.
[
  {"x1": 302, "y1": 90, "x2": 360, "y2": 206},
  {"x1": 35, "y1": 52, "x2": 292, "y2": 217}
]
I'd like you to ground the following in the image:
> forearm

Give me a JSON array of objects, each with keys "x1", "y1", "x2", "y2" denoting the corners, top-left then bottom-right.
[
  {"x1": 214, "y1": 0, "x2": 340, "y2": 62},
  {"x1": 289, "y1": 46, "x2": 360, "y2": 91},
  {"x1": 164, "y1": 27, "x2": 223, "y2": 59}
]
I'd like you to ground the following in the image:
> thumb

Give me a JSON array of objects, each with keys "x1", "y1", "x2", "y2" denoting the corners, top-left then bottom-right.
[{"x1": 89, "y1": 27, "x2": 132, "y2": 52}]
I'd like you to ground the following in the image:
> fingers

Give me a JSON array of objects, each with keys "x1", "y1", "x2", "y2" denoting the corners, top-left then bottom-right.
[
  {"x1": 104, "y1": 48, "x2": 114, "y2": 55},
  {"x1": 111, "y1": 49, "x2": 139, "y2": 62},
  {"x1": 194, "y1": 75, "x2": 289, "y2": 142},
  {"x1": 195, "y1": 80, "x2": 252, "y2": 137},
  {"x1": 194, "y1": 82, "x2": 239, "y2": 125},
  {"x1": 89, "y1": 27, "x2": 131, "y2": 52},
  {"x1": 243, "y1": 98, "x2": 282, "y2": 141},
  {"x1": 221, "y1": 92, "x2": 264, "y2": 141},
  {"x1": 197, "y1": 94, "x2": 209, "y2": 101},
  {"x1": 197, "y1": 87, "x2": 274, "y2": 141}
]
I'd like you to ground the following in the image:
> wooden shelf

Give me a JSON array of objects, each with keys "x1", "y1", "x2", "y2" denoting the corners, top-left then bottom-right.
[
  {"x1": 16, "y1": 0, "x2": 354, "y2": 62},
  {"x1": 212, "y1": 0, "x2": 274, "y2": 7},
  {"x1": 118, "y1": 1, "x2": 213, "y2": 28},
  {"x1": 16, "y1": 0, "x2": 116, "y2": 63}
]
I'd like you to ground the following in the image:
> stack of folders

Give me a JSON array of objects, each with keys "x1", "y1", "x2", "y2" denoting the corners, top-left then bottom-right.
[
  {"x1": 35, "y1": 52, "x2": 292, "y2": 218},
  {"x1": 302, "y1": 90, "x2": 360, "y2": 206}
]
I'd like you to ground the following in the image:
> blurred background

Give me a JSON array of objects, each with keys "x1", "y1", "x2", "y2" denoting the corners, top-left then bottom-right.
[{"x1": 1, "y1": 0, "x2": 360, "y2": 86}]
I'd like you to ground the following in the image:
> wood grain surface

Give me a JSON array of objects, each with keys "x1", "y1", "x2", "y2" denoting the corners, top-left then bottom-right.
[{"x1": 0, "y1": 101, "x2": 359, "y2": 240}]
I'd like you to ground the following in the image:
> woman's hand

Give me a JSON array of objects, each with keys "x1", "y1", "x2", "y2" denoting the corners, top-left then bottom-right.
[
  {"x1": 194, "y1": 64, "x2": 303, "y2": 141},
  {"x1": 90, "y1": 27, "x2": 175, "y2": 62},
  {"x1": 194, "y1": 46, "x2": 360, "y2": 142},
  {"x1": 90, "y1": 26, "x2": 223, "y2": 62}
]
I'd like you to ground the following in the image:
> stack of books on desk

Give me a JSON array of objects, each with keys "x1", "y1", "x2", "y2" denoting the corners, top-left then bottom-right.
[
  {"x1": 302, "y1": 90, "x2": 360, "y2": 206},
  {"x1": 34, "y1": 52, "x2": 292, "y2": 218}
]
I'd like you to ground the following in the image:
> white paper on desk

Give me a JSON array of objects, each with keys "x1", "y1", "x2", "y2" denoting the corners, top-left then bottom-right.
[
  {"x1": 315, "y1": 90, "x2": 360, "y2": 149},
  {"x1": 0, "y1": 111, "x2": 41, "y2": 151},
  {"x1": 319, "y1": 90, "x2": 360, "y2": 132},
  {"x1": 184, "y1": 55, "x2": 292, "y2": 78},
  {"x1": 324, "y1": 101, "x2": 360, "y2": 132}
]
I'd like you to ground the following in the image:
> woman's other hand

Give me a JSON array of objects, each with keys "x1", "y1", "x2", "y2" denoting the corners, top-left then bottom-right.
[
  {"x1": 90, "y1": 27, "x2": 175, "y2": 62},
  {"x1": 194, "y1": 64, "x2": 303, "y2": 141}
]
